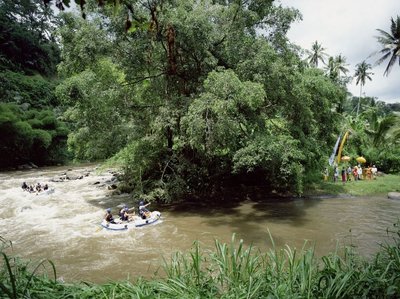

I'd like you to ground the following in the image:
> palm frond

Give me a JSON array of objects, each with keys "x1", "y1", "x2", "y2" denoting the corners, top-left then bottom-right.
[
  {"x1": 390, "y1": 17, "x2": 400, "y2": 38},
  {"x1": 374, "y1": 16, "x2": 400, "y2": 76},
  {"x1": 373, "y1": 115, "x2": 398, "y2": 146},
  {"x1": 374, "y1": 51, "x2": 391, "y2": 67},
  {"x1": 391, "y1": 128, "x2": 400, "y2": 143},
  {"x1": 383, "y1": 53, "x2": 398, "y2": 76},
  {"x1": 375, "y1": 29, "x2": 394, "y2": 42}
]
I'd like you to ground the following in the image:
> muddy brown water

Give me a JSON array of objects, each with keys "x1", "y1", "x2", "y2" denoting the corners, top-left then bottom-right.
[{"x1": 0, "y1": 164, "x2": 399, "y2": 283}]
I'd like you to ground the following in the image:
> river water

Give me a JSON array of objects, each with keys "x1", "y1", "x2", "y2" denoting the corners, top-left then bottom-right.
[{"x1": 0, "y1": 164, "x2": 399, "y2": 283}]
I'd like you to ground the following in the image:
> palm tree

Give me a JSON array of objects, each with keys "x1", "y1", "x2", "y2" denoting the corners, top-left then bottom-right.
[
  {"x1": 354, "y1": 61, "x2": 373, "y2": 117},
  {"x1": 325, "y1": 54, "x2": 349, "y2": 82},
  {"x1": 325, "y1": 57, "x2": 338, "y2": 80},
  {"x1": 374, "y1": 16, "x2": 400, "y2": 76},
  {"x1": 334, "y1": 54, "x2": 349, "y2": 77},
  {"x1": 307, "y1": 40, "x2": 328, "y2": 67}
]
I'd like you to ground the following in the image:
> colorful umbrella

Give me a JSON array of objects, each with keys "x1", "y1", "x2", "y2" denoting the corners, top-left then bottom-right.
[
  {"x1": 356, "y1": 156, "x2": 366, "y2": 163},
  {"x1": 341, "y1": 156, "x2": 351, "y2": 162}
]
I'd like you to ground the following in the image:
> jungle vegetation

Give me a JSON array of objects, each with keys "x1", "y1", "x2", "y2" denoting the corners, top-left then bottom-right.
[
  {"x1": 1, "y1": 0, "x2": 399, "y2": 201},
  {"x1": 0, "y1": 0, "x2": 69, "y2": 167}
]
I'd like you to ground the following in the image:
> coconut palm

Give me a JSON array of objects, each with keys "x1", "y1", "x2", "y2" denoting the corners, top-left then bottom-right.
[
  {"x1": 374, "y1": 16, "x2": 400, "y2": 76},
  {"x1": 325, "y1": 54, "x2": 349, "y2": 82},
  {"x1": 354, "y1": 61, "x2": 373, "y2": 117},
  {"x1": 307, "y1": 40, "x2": 328, "y2": 67},
  {"x1": 334, "y1": 54, "x2": 349, "y2": 77}
]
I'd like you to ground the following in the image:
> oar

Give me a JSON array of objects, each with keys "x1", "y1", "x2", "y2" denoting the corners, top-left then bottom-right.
[{"x1": 95, "y1": 224, "x2": 103, "y2": 232}]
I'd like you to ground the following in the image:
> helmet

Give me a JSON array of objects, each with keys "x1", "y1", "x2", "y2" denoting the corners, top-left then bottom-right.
[
  {"x1": 124, "y1": 207, "x2": 129, "y2": 211},
  {"x1": 139, "y1": 201, "x2": 144, "y2": 206},
  {"x1": 106, "y1": 208, "x2": 111, "y2": 213}
]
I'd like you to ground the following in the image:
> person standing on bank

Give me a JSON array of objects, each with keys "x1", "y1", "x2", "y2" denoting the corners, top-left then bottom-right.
[{"x1": 341, "y1": 167, "x2": 346, "y2": 184}]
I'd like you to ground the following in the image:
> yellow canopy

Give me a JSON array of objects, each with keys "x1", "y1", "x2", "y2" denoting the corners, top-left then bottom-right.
[{"x1": 356, "y1": 156, "x2": 366, "y2": 163}]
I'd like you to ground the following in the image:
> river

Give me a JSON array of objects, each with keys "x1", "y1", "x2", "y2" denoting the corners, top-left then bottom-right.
[{"x1": 0, "y1": 164, "x2": 399, "y2": 283}]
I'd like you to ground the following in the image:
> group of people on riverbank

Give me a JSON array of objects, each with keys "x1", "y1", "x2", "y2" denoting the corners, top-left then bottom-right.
[
  {"x1": 325, "y1": 164, "x2": 378, "y2": 184},
  {"x1": 21, "y1": 181, "x2": 49, "y2": 193},
  {"x1": 104, "y1": 201, "x2": 151, "y2": 224}
]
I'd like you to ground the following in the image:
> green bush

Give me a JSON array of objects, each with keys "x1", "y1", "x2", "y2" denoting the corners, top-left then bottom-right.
[
  {"x1": 0, "y1": 71, "x2": 59, "y2": 108},
  {"x1": 0, "y1": 103, "x2": 69, "y2": 168}
]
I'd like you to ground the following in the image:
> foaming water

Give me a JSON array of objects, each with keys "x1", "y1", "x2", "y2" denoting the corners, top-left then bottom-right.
[{"x1": 0, "y1": 165, "x2": 399, "y2": 283}]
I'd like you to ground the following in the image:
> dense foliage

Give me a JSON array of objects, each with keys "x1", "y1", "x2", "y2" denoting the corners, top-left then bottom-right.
[
  {"x1": 339, "y1": 96, "x2": 400, "y2": 174},
  {"x1": 0, "y1": 0, "x2": 59, "y2": 76},
  {"x1": 0, "y1": 102, "x2": 69, "y2": 167},
  {"x1": 55, "y1": 0, "x2": 349, "y2": 199},
  {"x1": 1, "y1": 223, "x2": 400, "y2": 298},
  {"x1": 0, "y1": 0, "x2": 68, "y2": 168}
]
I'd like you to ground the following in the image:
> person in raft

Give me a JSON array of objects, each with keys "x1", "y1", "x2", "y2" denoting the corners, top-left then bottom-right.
[
  {"x1": 104, "y1": 208, "x2": 116, "y2": 224},
  {"x1": 21, "y1": 182, "x2": 28, "y2": 191},
  {"x1": 119, "y1": 205, "x2": 135, "y2": 221},
  {"x1": 138, "y1": 201, "x2": 151, "y2": 219}
]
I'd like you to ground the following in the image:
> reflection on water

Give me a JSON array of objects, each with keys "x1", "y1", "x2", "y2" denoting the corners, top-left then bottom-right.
[{"x1": 0, "y1": 165, "x2": 399, "y2": 283}]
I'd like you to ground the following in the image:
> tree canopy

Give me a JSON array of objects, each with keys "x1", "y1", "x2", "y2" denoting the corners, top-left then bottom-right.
[{"x1": 54, "y1": 0, "x2": 350, "y2": 200}]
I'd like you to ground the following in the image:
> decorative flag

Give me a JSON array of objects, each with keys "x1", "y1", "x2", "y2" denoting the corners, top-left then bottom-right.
[
  {"x1": 328, "y1": 134, "x2": 341, "y2": 166},
  {"x1": 336, "y1": 131, "x2": 349, "y2": 164}
]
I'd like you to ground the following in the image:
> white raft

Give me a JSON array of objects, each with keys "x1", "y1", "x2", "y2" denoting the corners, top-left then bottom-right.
[
  {"x1": 100, "y1": 211, "x2": 161, "y2": 231},
  {"x1": 25, "y1": 188, "x2": 55, "y2": 196},
  {"x1": 37, "y1": 188, "x2": 55, "y2": 196}
]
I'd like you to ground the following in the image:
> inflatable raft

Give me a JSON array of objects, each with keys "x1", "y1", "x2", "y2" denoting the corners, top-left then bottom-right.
[
  {"x1": 25, "y1": 188, "x2": 55, "y2": 196},
  {"x1": 100, "y1": 211, "x2": 161, "y2": 230},
  {"x1": 37, "y1": 188, "x2": 55, "y2": 196}
]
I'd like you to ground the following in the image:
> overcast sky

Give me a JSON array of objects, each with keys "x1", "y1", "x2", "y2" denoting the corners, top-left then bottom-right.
[{"x1": 280, "y1": 0, "x2": 400, "y2": 103}]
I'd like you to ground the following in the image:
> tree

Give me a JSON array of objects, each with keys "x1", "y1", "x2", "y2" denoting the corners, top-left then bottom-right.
[
  {"x1": 354, "y1": 61, "x2": 373, "y2": 117},
  {"x1": 0, "y1": 0, "x2": 60, "y2": 75},
  {"x1": 325, "y1": 54, "x2": 349, "y2": 85},
  {"x1": 307, "y1": 40, "x2": 328, "y2": 67},
  {"x1": 334, "y1": 54, "x2": 349, "y2": 78},
  {"x1": 374, "y1": 15, "x2": 400, "y2": 76},
  {"x1": 56, "y1": 0, "x2": 345, "y2": 199}
]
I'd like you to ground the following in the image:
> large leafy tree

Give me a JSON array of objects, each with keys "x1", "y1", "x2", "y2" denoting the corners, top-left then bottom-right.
[
  {"x1": 57, "y1": 0, "x2": 346, "y2": 199},
  {"x1": 307, "y1": 40, "x2": 328, "y2": 67},
  {"x1": 374, "y1": 15, "x2": 400, "y2": 76},
  {"x1": 354, "y1": 61, "x2": 373, "y2": 117}
]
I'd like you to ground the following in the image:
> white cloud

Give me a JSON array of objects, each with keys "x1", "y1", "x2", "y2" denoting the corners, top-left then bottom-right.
[{"x1": 280, "y1": 0, "x2": 400, "y2": 103}]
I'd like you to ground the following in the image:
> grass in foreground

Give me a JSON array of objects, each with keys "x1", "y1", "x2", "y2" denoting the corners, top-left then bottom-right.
[
  {"x1": 1, "y1": 223, "x2": 400, "y2": 299},
  {"x1": 304, "y1": 174, "x2": 400, "y2": 197}
]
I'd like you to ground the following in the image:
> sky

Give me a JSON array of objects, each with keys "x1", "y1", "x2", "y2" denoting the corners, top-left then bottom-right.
[{"x1": 280, "y1": 0, "x2": 400, "y2": 103}]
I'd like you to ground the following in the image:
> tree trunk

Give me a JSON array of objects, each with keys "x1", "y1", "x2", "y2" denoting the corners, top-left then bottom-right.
[{"x1": 357, "y1": 84, "x2": 362, "y2": 117}]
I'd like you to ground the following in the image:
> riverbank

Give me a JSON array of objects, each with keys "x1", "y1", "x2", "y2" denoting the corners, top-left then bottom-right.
[{"x1": 303, "y1": 174, "x2": 400, "y2": 198}]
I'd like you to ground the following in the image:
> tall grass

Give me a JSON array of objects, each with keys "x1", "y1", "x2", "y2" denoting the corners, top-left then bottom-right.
[{"x1": 1, "y1": 223, "x2": 400, "y2": 298}]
